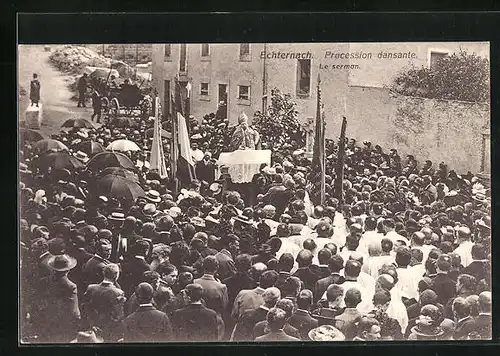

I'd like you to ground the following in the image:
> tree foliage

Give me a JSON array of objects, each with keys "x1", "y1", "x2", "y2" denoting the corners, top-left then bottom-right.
[
  {"x1": 390, "y1": 50, "x2": 490, "y2": 102},
  {"x1": 253, "y1": 88, "x2": 306, "y2": 149}
]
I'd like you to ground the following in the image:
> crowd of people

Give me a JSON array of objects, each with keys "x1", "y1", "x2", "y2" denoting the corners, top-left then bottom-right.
[{"x1": 19, "y1": 103, "x2": 492, "y2": 343}]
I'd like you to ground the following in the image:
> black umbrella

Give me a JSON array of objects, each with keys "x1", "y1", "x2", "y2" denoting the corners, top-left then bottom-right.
[
  {"x1": 95, "y1": 175, "x2": 145, "y2": 203},
  {"x1": 97, "y1": 167, "x2": 139, "y2": 182},
  {"x1": 61, "y1": 118, "x2": 95, "y2": 129},
  {"x1": 35, "y1": 151, "x2": 84, "y2": 172},
  {"x1": 33, "y1": 139, "x2": 69, "y2": 155},
  {"x1": 19, "y1": 128, "x2": 47, "y2": 143},
  {"x1": 87, "y1": 151, "x2": 137, "y2": 172},
  {"x1": 75, "y1": 140, "x2": 106, "y2": 157}
]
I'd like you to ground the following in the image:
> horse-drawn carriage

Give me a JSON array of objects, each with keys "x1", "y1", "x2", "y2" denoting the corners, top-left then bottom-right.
[{"x1": 100, "y1": 82, "x2": 152, "y2": 119}]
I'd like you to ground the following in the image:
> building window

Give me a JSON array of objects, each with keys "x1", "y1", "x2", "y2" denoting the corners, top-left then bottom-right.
[
  {"x1": 239, "y1": 44, "x2": 251, "y2": 61},
  {"x1": 238, "y1": 85, "x2": 250, "y2": 100},
  {"x1": 164, "y1": 44, "x2": 171, "y2": 58},
  {"x1": 429, "y1": 51, "x2": 448, "y2": 70},
  {"x1": 200, "y1": 83, "x2": 210, "y2": 96},
  {"x1": 201, "y1": 44, "x2": 210, "y2": 57},
  {"x1": 296, "y1": 59, "x2": 311, "y2": 97},
  {"x1": 179, "y1": 44, "x2": 187, "y2": 72}
]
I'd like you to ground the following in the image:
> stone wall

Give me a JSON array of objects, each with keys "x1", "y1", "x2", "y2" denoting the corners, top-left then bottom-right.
[{"x1": 345, "y1": 89, "x2": 490, "y2": 175}]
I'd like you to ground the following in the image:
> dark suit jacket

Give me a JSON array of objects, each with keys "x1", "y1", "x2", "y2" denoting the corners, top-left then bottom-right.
[
  {"x1": 37, "y1": 275, "x2": 81, "y2": 342},
  {"x1": 430, "y1": 273, "x2": 456, "y2": 306},
  {"x1": 195, "y1": 160, "x2": 216, "y2": 184},
  {"x1": 473, "y1": 314, "x2": 492, "y2": 339},
  {"x1": 255, "y1": 330, "x2": 301, "y2": 342},
  {"x1": 119, "y1": 256, "x2": 151, "y2": 297},
  {"x1": 232, "y1": 306, "x2": 269, "y2": 341},
  {"x1": 293, "y1": 266, "x2": 321, "y2": 292},
  {"x1": 82, "y1": 254, "x2": 110, "y2": 290},
  {"x1": 463, "y1": 261, "x2": 487, "y2": 282},
  {"x1": 253, "y1": 322, "x2": 300, "y2": 340},
  {"x1": 123, "y1": 305, "x2": 173, "y2": 342},
  {"x1": 215, "y1": 249, "x2": 237, "y2": 281},
  {"x1": 289, "y1": 309, "x2": 319, "y2": 340},
  {"x1": 311, "y1": 265, "x2": 331, "y2": 280},
  {"x1": 223, "y1": 272, "x2": 256, "y2": 309},
  {"x1": 83, "y1": 281, "x2": 125, "y2": 340},
  {"x1": 194, "y1": 274, "x2": 228, "y2": 316},
  {"x1": 275, "y1": 271, "x2": 291, "y2": 295},
  {"x1": 68, "y1": 248, "x2": 93, "y2": 297},
  {"x1": 453, "y1": 316, "x2": 476, "y2": 340},
  {"x1": 314, "y1": 273, "x2": 345, "y2": 302},
  {"x1": 172, "y1": 303, "x2": 219, "y2": 341},
  {"x1": 125, "y1": 286, "x2": 172, "y2": 316}
]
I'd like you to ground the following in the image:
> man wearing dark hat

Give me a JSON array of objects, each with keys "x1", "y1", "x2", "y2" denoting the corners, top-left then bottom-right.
[
  {"x1": 122, "y1": 282, "x2": 173, "y2": 342},
  {"x1": 172, "y1": 283, "x2": 219, "y2": 341},
  {"x1": 82, "y1": 263, "x2": 126, "y2": 342},
  {"x1": 36, "y1": 254, "x2": 81, "y2": 342}
]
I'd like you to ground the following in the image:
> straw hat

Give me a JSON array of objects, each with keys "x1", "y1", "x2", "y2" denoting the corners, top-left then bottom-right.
[
  {"x1": 145, "y1": 190, "x2": 161, "y2": 203},
  {"x1": 73, "y1": 150, "x2": 89, "y2": 163}
]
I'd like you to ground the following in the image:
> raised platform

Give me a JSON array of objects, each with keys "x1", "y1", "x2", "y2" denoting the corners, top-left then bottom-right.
[
  {"x1": 217, "y1": 149, "x2": 271, "y2": 183},
  {"x1": 25, "y1": 104, "x2": 43, "y2": 129}
]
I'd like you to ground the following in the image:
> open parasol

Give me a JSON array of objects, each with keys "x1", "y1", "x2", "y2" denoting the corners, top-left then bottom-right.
[
  {"x1": 19, "y1": 128, "x2": 48, "y2": 143},
  {"x1": 97, "y1": 167, "x2": 139, "y2": 182},
  {"x1": 75, "y1": 140, "x2": 106, "y2": 157},
  {"x1": 86, "y1": 151, "x2": 137, "y2": 172},
  {"x1": 107, "y1": 139, "x2": 142, "y2": 152},
  {"x1": 33, "y1": 139, "x2": 69, "y2": 155},
  {"x1": 95, "y1": 174, "x2": 145, "y2": 203},
  {"x1": 34, "y1": 151, "x2": 84, "y2": 172},
  {"x1": 61, "y1": 118, "x2": 95, "y2": 129}
]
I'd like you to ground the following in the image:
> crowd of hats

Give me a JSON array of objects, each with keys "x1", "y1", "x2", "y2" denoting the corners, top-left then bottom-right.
[{"x1": 19, "y1": 103, "x2": 492, "y2": 342}]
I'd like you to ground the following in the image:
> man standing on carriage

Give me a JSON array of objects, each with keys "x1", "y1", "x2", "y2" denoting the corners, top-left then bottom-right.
[{"x1": 77, "y1": 73, "x2": 88, "y2": 108}]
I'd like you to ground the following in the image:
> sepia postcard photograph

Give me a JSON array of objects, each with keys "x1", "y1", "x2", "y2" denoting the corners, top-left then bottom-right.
[{"x1": 18, "y1": 40, "x2": 491, "y2": 344}]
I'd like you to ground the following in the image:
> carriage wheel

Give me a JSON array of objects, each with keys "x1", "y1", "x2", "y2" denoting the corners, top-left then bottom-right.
[
  {"x1": 101, "y1": 97, "x2": 110, "y2": 112},
  {"x1": 110, "y1": 98, "x2": 120, "y2": 118}
]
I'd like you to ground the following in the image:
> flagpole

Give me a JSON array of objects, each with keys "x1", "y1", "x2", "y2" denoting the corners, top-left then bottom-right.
[
  {"x1": 310, "y1": 73, "x2": 326, "y2": 207},
  {"x1": 319, "y1": 75, "x2": 325, "y2": 206},
  {"x1": 334, "y1": 116, "x2": 347, "y2": 205},
  {"x1": 171, "y1": 79, "x2": 179, "y2": 195}
]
